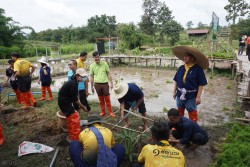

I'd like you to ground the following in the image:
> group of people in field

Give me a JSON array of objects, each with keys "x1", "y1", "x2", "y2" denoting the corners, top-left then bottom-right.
[
  {"x1": 0, "y1": 45, "x2": 210, "y2": 167},
  {"x1": 236, "y1": 34, "x2": 250, "y2": 61}
]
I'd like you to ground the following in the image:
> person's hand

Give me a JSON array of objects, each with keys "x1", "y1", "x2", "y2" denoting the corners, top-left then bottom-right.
[
  {"x1": 173, "y1": 93, "x2": 176, "y2": 100},
  {"x1": 196, "y1": 97, "x2": 201, "y2": 105},
  {"x1": 110, "y1": 83, "x2": 113, "y2": 90},
  {"x1": 38, "y1": 80, "x2": 40, "y2": 84},
  {"x1": 4, "y1": 81, "x2": 8, "y2": 87},
  {"x1": 91, "y1": 87, "x2": 95, "y2": 94},
  {"x1": 81, "y1": 106, "x2": 87, "y2": 112},
  {"x1": 86, "y1": 92, "x2": 89, "y2": 97}
]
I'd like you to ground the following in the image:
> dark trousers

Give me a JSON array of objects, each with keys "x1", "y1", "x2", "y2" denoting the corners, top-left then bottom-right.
[
  {"x1": 69, "y1": 140, "x2": 125, "y2": 167},
  {"x1": 73, "y1": 90, "x2": 91, "y2": 111},
  {"x1": 247, "y1": 44, "x2": 250, "y2": 61},
  {"x1": 172, "y1": 130, "x2": 208, "y2": 145},
  {"x1": 17, "y1": 75, "x2": 31, "y2": 92}
]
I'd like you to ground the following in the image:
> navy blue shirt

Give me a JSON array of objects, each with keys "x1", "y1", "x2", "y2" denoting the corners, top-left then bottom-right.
[
  {"x1": 118, "y1": 83, "x2": 144, "y2": 103},
  {"x1": 40, "y1": 66, "x2": 51, "y2": 84},
  {"x1": 173, "y1": 64, "x2": 207, "y2": 99},
  {"x1": 168, "y1": 117, "x2": 208, "y2": 144}
]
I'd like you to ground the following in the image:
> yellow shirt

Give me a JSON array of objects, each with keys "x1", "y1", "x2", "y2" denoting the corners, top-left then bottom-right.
[
  {"x1": 138, "y1": 140, "x2": 185, "y2": 167},
  {"x1": 79, "y1": 124, "x2": 115, "y2": 164},
  {"x1": 76, "y1": 57, "x2": 86, "y2": 69},
  {"x1": 183, "y1": 63, "x2": 195, "y2": 83},
  {"x1": 14, "y1": 58, "x2": 32, "y2": 77}
]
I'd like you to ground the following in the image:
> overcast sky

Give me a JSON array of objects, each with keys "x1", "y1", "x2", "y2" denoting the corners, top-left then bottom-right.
[{"x1": 1, "y1": 0, "x2": 250, "y2": 32}]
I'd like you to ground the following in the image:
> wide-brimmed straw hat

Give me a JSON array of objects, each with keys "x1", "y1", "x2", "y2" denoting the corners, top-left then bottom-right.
[
  {"x1": 75, "y1": 68, "x2": 89, "y2": 77},
  {"x1": 172, "y1": 46, "x2": 209, "y2": 69},
  {"x1": 37, "y1": 56, "x2": 49, "y2": 66},
  {"x1": 111, "y1": 83, "x2": 129, "y2": 99},
  {"x1": 81, "y1": 114, "x2": 103, "y2": 126}
]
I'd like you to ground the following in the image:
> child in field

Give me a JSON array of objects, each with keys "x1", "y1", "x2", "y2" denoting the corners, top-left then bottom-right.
[{"x1": 37, "y1": 57, "x2": 53, "y2": 101}]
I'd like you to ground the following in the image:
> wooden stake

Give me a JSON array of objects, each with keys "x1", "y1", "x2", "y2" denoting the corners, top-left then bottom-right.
[
  {"x1": 102, "y1": 122, "x2": 141, "y2": 133},
  {"x1": 123, "y1": 109, "x2": 154, "y2": 122}
]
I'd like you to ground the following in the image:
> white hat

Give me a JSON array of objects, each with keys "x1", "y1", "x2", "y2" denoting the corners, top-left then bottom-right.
[
  {"x1": 37, "y1": 56, "x2": 49, "y2": 66},
  {"x1": 172, "y1": 46, "x2": 209, "y2": 69},
  {"x1": 75, "y1": 68, "x2": 89, "y2": 77},
  {"x1": 111, "y1": 83, "x2": 129, "y2": 99}
]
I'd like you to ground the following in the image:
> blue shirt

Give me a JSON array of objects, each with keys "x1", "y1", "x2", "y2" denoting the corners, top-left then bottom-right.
[
  {"x1": 40, "y1": 66, "x2": 51, "y2": 84},
  {"x1": 67, "y1": 70, "x2": 85, "y2": 91},
  {"x1": 169, "y1": 117, "x2": 208, "y2": 144},
  {"x1": 173, "y1": 64, "x2": 207, "y2": 99},
  {"x1": 118, "y1": 83, "x2": 144, "y2": 103}
]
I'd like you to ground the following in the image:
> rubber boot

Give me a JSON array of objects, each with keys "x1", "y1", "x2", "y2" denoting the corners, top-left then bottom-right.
[
  {"x1": 188, "y1": 110, "x2": 198, "y2": 122},
  {"x1": 14, "y1": 89, "x2": 22, "y2": 104},
  {"x1": 178, "y1": 108, "x2": 185, "y2": 116},
  {"x1": 98, "y1": 96, "x2": 106, "y2": 116},
  {"x1": 104, "y1": 95, "x2": 115, "y2": 117},
  {"x1": 0, "y1": 123, "x2": 4, "y2": 145},
  {"x1": 46, "y1": 86, "x2": 53, "y2": 101},
  {"x1": 66, "y1": 112, "x2": 80, "y2": 141},
  {"x1": 28, "y1": 91, "x2": 36, "y2": 107},
  {"x1": 21, "y1": 92, "x2": 32, "y2": 108},
  {"x1": 39, "y1": 86, "x2": 46, "y2": 101}
]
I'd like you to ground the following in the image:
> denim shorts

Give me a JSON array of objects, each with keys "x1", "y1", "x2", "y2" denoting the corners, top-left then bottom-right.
[{"x1": 176, "y1": 97, "x2": 197, "y2": 112}]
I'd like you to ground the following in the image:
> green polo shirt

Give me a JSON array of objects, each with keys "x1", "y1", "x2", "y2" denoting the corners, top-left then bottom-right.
[{"x1": 90, "y1": 61, "x2": 109, "y2": 83}]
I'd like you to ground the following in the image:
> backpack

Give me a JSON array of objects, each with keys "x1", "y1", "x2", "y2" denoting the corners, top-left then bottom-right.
[{"x1": 89, "y1": 127, "x2": 117, "y2": 167}]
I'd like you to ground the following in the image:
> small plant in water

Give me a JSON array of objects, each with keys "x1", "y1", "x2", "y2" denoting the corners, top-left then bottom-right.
[
  {"x1": 163, "y1": 107, "x2": 168, "y2": 112},
  {"x1": 222, "y1": 106, "x2": 230, "y2": 111},
  {"x1": 166, "y1": 79, "x2": 172, "y2": 84},
  {"x1": 51, "y1": 80, "x2": 55, "y2": 85},
  {"x1": 140, "y1": 87, "x2": 143, "y2": 90},
  {"x1": 226, "y1": 84, "x2": 231, "y2": 89}
]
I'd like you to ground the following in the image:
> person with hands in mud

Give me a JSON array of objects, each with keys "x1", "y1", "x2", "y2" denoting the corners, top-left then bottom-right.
[
  {"x1": 58, "y1": 68, "x2": 90, "y2": 141},
  {"x1": 167, "y1": 108, "x2": 209, "y2": 150},
  {"x1": 172, "y1": 46, "x2": 208, "y2": 122},
  {"x1": 90, "y1": 51, "x2": 115, "y2": 117},
  {"x1": 111, "y1": 83, "x2": 148, "y2": 130}
]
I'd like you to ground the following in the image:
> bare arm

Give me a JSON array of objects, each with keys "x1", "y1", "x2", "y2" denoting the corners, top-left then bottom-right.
[
  {"x1": 196, "y1": 86, "x2": 203, "y2": 105},
  {"x1": 43, "y1": 66, "x2": 48, "y2": 75},
  {"x1": 168, "y1": 139, "x2": 180, "y2": 143},
  {"x1": 173, "y1": 81, "x2": 177, "y2": 99},
  {"x1": 85, "y1": 80, "x2": 89, "y2": 96},
  {"x1": 90, "y1": 75, "x2": 95, "y2": 94},
  {"x1": 30, "y1": 65, "x2": 36, "y2": 75},
  {"x1": 75, "y1": 98, "x2": 88, "y2": 113},
  {"x1": 107, "y1": 71, "x2": 113, "y2": 89},
  {"x1": 120, "y1": 102, "x2": 125, "y2": 119},
  {"x1": 133, "y1": 98, "x2": 143, "y2": 111}
]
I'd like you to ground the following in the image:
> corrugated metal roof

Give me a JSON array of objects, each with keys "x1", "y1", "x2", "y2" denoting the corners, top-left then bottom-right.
[{"x1": 186, "y1": 29, "x2": 209, "y2": 34}]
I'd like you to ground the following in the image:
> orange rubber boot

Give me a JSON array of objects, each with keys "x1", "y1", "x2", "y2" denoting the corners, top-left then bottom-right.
[
  {"x1": 66, "y1": 112, "x2": 80, "y2": 141},
  {"x1": 188, "y1": 110, "x2": 198, "y2": 122},
  {"x1": 104, "y1": 95, "x2": 115, "y2": 117},
  {"x1": 178, "y1": 108, "x2": 185, "y2": 116},
  {"x1": 14, "y1": 89, "x2": 22, "y2": 104},
  {"x1": 46, "y1": 86, "x2": 53, "y2": 101},
  {"x1": 98, "y1": 96, "x2": 106, "y2": 117},
  {"x1": 39, "y1": 86, "x2": 46, "y2": 101},
  {"x1": 0, "y1": 123, "x2": 4, "y2": 145},
  {"x1": 21, "y1": 92, "x2": 31, "y2": 108},
  {"x1": 28, "y1": 91, "x2": 36, "y2": 107}
]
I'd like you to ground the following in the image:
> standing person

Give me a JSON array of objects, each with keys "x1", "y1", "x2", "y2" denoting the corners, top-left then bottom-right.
[
  {"x1": 238, "y1": 35, "x2": 246, "y2": 56},
  {"x1": 76, "y1": 52, "x2": 88, "y2": 69},
  {"x1": 167, "y1": 108, "x2": 209, "y2": 150},
  {"x1": 69, "y1": 114, "x2": 125, "y2": 167},
  {"x1": 68, "y1": 60, "x2": 91, "y2": 112},
  {"x1": 112, "y1": 83, "x2": 148, "y2": 130},
  {"x1": 247, "y1": 35, "x2": 250, "y2": 61},
  {"x1": 172, "y1": 46, "x2": 208, "y2": 122},
  {"x1": 90, "y1": 51, "x2": 115, "y2": 117},
  {"x1": 11, "y1": 52, "x2": 37, "y2": 108},
  {"x1": 5, "y1": 59, "x2": 22, "y2": 104},
  {"x1": 133, "y1": 121, "x2": 185, "y2": 167},
  {"x1": 37, "y1": 57, "x2": 53, "y2": 101},
  {"x1": 58, "y1": 68, "x2": 89, "y2": 141}
]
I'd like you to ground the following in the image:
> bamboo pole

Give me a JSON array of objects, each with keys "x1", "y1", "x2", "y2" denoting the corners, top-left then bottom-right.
[
  {"x1": 102, "y1": 122, "x2": 141, "y2": 133},
  {"x1": 123, "y1": 109, "x2": 154, "y2": 122},
  {"x1": 103, "y1": 109, "x2": 119, "y2": 120}
]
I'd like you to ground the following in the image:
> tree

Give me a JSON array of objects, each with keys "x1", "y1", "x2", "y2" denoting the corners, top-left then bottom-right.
[
  {"x1": 224, "y1": 0, "x2": 249, "y2": 25},
  {"x1": 139, "y1": 0, "x2": 160, "y2": 35},
  {"x1": 186, "y1": 21, "x2": 193, "y2": 29},
  {"x1": 161, "y1": 20, "x2": 183, "y2": 46},
  {"x1": 197, "y1": 21, "x2": 204, "y2": 28}
]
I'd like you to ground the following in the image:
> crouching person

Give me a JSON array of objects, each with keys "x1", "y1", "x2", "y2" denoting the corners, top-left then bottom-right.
[
  {"x1": 69, "y1": 114, "x2": 125, "y2": 167},
  {"x1": 58, "y1": 68, "x2": 89, "y2": 141},
  {"x1": 167, "y1": 108, "x2": 209, "y2": 150},
  {"x1": 133, "y1": 121, "x2": 185, "y2": 167}
]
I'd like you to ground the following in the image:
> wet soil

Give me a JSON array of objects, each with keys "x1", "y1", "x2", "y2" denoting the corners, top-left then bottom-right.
[{"x1": 0, "y1": 66, "x2": 236, "y2": 167}]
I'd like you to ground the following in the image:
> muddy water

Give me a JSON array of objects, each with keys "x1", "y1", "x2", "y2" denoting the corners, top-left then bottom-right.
[{"x1": 30, "y1": 66, "x2": 236, "y2": 126}]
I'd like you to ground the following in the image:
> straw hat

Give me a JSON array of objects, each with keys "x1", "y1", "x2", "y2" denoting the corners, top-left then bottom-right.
[
  {"x1": 37, "y1": 56, "x2": 49, "y2": 66},
  {"x1": 111, "y1": 83, "x2": 129, "y2": 99},
  {"x1": 80, "y1": 114, "x2": 103, "y2": 126},
  {"x1": 75, "y1": 68, "x2": 89, "y2": 77},
  {"x1": 172, "y1": 46, "x2": 209, "y2": 69}
]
